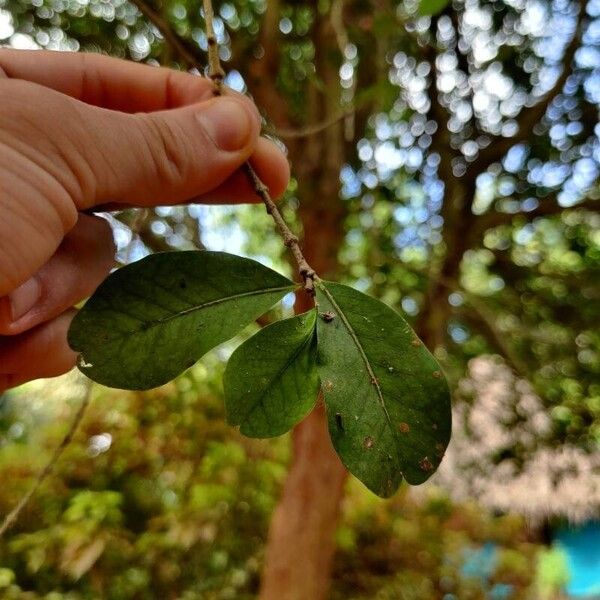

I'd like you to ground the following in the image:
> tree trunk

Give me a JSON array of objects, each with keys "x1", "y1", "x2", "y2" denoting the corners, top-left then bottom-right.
[{"x1": 259, "y1": 404, "x2": 347, "y2": 600}]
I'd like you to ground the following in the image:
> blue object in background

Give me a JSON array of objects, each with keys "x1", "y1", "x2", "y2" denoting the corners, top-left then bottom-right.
[
  {"x1": 556, "y1": 521, "x2": 600, "y2": 598},
  {"x1": 461, "y1": 542, "x2": 498, "y2": 582},
  {"x1": 460, "y1": 543, "x2": 515, "y2": 599},
  {"x1": 489, "y1": 583, "x2": 515, "y2": 600}
]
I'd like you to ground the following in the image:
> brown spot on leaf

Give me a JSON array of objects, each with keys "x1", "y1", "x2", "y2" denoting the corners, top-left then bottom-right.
[
  {"x1": 411, "y1": 338, "x2": 421, "y2": 347},
  {"x1": 370, "y1": 376, "x2": 379, "y2": 385},
  {"x1": 435, "y1": 443, "x2": 445, "y2": 458},
  {"x1": 432, "y1": 423, "x2": 438, "y2": 430},
  {"x1": 399, "y1": 422, "x2": 410, "y2": 433},
  {"x1": 324, "y1": 380, "x2": 334, "y2": 392},
  {"x1": 419, "y1": 456, "x2": 434, "y2": 472},
  {"x1": 432, "y1": 371, "x2": 442, "y2": 378},
  {"x1": 319, "y1": 311, "x2": 336, "y2": 322},
  {"x1": 363, "y1": 436, "x2": 374, "y2": 450}
]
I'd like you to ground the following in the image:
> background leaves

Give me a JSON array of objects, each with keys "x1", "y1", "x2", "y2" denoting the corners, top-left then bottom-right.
[{"x1": 418, "y1": 0, "x2": 451, "y2": 16}]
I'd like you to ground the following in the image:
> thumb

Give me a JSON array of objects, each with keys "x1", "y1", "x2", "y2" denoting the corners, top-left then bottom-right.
[{"x1": 77, "y1": 95, "x2": 261, "y2": 208}]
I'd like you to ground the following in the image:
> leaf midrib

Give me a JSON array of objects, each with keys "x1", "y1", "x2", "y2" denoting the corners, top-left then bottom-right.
[
  {"x1": 318, "y1": 283, "x2": 398, "y2": 447},
  {"x1": 238, "y1": 320, "x2": 316, "y2": 428},
  {"x1": 103, "y1": 285, "x2": 294, "y2": 342}
]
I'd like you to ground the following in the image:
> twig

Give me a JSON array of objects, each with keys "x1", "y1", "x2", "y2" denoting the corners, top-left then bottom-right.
[
  {"x1": 462, "y1": 293, "x2": 531, "y2": 379},
  {"x1": 201, "y1": 0, "x2": 317, "y2": 295},
  {"x1": 268, "y1": 107, "x2": 355, "y2": 139},
  {"x1": 0, "y1": 382, "x2": 93, "y2": 538},
  {"x1": 201, "y1": 0, "x2": 225, "y2": 91}
]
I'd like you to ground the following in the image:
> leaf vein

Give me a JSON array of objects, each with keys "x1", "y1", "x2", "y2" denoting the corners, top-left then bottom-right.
[{"x1": 318, "y1": 284, "x2": 399, "y2": 451}]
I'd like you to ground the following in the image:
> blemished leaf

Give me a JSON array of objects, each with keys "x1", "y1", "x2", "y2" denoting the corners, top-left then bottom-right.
[
  {"x1": 68, "y1": 251, "x2": 295, "y2": 390},
  {"x1": 315, "y1": 281, "x2": 451, "y2": 498},
  {"x1": 418, "y1": 0, "x2": 450, "y2": 16},
  {"x1": 224, "y1": 310, "x2": 319, "y2": 437}
]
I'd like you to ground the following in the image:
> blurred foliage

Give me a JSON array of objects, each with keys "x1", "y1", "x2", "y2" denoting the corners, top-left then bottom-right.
[
  {"x1": 0, "y1": 365, "x2": 287, "y2": 598},
  {"x1": 0, "y1": 371, "x2": 567, "y2": 599}
]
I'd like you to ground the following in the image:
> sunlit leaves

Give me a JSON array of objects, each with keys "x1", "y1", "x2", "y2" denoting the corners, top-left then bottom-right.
[
  {"x1": 68, "y1": 251, "x2": 294, "y2": 390},
  {"x1": 224, "y1": 310, "x2": 319, "y2": 437}
]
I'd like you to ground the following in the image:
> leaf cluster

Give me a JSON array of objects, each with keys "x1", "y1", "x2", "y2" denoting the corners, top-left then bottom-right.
[{"x1": 68, "y1": 251, "x2": 451, "y2": 497}]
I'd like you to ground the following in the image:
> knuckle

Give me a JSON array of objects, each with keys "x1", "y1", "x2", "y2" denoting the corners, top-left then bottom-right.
[
  {"x1": 136, "y1": 113, "x2": 192, "y2": 188},
  {"x1": 0, "y1": 80, "x2": 90, "y2": 218}
]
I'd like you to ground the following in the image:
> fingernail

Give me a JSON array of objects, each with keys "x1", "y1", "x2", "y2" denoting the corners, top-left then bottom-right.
[
  {"x1": 9, "y1": 277, "x2": 41, "y2": 322},
  {"x1": 197, "y1": 98, "x2": 254, "y2": 152}
]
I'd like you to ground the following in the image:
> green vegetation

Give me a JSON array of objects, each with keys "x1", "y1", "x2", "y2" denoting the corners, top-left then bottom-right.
[{"x1": 0, "y1": 373, "x2": 559, "y2": 598}]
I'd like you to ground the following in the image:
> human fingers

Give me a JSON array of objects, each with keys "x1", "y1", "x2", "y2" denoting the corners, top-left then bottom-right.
[
  {"x1": 0, "y1": 214, "x2": 115, "y2": 336},
  {"x1": 0, "y1": 49, "x2": 218, "y2": 112},
  {"x1": 90, "y1": 137, "x2": 290, "y2": 210},
  {"x1": 0, "y1": 50, "x2": 290, "y2": 204},
  {"x1": 0, "y1": 310, "x2": 78, "y2": 392},
  {"x1": 0, "y1": 80, "x2": 260, "y2": 210}
]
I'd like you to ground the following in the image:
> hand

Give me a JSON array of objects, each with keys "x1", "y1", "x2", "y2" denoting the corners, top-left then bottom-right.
[{"x1": 0, "y1": 49, "x2": 290, "y2": 392}]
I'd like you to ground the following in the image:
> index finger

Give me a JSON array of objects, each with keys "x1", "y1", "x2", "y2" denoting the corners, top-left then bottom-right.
[{"x1": 0, "y1": 49, "x2": 216, "y2": 112}]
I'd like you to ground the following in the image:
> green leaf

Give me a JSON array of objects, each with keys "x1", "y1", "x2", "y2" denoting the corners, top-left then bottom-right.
[
  {"x1": 315, "y1": 282, "x2": 451, "y2": 497},
  {"x1": 418, "y1": 0, "x2": 450, "y2": 16},
  {"x1": 68, "y1": 251, "x2": 295, "y2": 390},
  {"x1": 224, "y1": 310, "x2": 319, "y2": 438}
]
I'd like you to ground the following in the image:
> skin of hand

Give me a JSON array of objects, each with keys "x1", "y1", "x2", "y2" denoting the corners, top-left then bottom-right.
[{"x1": 0, "y1": 49, "x2": 290, "y2": 393}]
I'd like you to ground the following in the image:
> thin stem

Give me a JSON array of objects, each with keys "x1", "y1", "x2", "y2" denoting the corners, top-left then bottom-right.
[
  {"x1": 201, "y1": 0, "x2": 317, "y2": 295},
  {"x1": 268, "y1": 107, "x2": 354, "y2": 139},
  {"x1": 201, "y1": 0, "x2": 225, "y2": 92},
  {"x1": 0, "y1": 382, "x2": 93, "y2": 539}
]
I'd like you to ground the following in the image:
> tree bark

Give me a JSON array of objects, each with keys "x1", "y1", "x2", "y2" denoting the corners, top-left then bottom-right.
[{"x1": 259, "y1": 403, "x2": 347, "y2": 600}]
